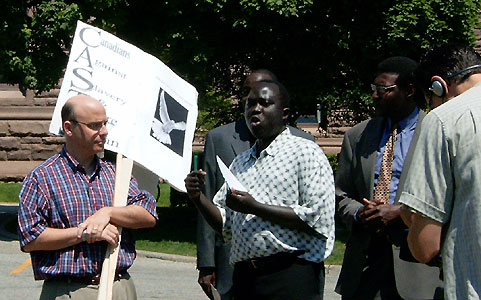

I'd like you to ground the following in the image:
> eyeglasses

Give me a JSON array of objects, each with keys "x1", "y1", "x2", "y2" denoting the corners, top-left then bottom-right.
[
  {"x1": 70, "y1": 119, "x2": 108, "y2": 131},
  {"x1": 371, "y1": 84, "x2": 397, "y2": 95}
]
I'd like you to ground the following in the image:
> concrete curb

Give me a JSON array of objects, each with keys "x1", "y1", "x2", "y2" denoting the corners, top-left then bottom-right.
[
  {"x1": 136, "y1": 250, "x2": 197, "y2": 264},
  {"x1": 135, "y1": 251, "x2": 342, "y2": 273},
  {"x1": 325, "y1": 264, "x2": 341, "y2": 274}
]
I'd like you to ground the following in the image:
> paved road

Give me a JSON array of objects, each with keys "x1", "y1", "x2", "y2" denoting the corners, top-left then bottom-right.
[{"x1": 0, "y1": 203, "x2": 341, "y2": 299}]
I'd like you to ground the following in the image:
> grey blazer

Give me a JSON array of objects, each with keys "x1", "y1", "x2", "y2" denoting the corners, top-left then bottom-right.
[
  {"x1": 197, "y1": 119, "x2": 314, "y2": 295},
  {"x1": 335, "y1": 110, "x2": 443, "y2": 299}
]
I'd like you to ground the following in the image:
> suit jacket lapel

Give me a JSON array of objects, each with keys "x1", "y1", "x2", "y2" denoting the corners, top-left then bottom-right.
[
  {"x1": 230, "y1": 133, "x2": 250, "y2": 156},
  {"x1": 230, "y1": 119, "x2": 253, "y2": 156},
  {"x1": 360, "y1": 117, "x2": 385, "y2": 200}
]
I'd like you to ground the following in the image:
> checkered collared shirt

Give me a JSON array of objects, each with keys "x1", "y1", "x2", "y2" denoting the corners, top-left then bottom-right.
[
  {"x1": 213, "y1": 129, "x2": 335, "y2": 264},
  {"x1": 18, "y1": 147, "x2": 158, "y2": 280}
]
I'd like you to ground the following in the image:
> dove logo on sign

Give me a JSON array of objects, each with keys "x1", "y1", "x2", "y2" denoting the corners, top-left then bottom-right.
[{"x1": 151, "y1": 88, "x2": 188, "y2": 156}]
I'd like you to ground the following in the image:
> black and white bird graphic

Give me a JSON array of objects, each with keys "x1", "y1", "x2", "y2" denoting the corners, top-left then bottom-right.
[{"x1": 151, "y1": 90, "x2": 187, "y2": 145}]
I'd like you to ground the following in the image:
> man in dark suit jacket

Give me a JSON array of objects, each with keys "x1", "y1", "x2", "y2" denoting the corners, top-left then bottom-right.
[
  {"x1": 197, "y1": 69, "x2": 314, "y2": 299},
  {"x1": 335, "y1": 57, "x2": 443, "y2": 300}
]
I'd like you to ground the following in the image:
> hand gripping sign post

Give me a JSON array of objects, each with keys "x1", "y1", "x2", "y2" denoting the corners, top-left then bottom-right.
[
  {"x1": 96, "y1": 153, "x2": 133, "y2": 300},
  {"x1": 49, "y1": 21, "x2": 198, "y2": 300}
]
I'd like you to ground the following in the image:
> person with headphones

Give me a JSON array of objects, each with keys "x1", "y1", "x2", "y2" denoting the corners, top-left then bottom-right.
[
  {"x1": 416, "y1": 45, "x2": 481, "y2": 109},
  {"x1": 399, "y1": 45, "x2": 481, "y2": 300}
]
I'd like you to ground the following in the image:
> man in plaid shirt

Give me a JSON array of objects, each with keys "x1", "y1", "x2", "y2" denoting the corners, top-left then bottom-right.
[{"x1": 18, "y1": 95, "x2": 158, "y2": 300}]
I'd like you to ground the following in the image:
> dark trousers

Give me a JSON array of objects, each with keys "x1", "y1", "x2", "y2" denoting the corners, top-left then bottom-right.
[
  {"x1": 233, "y1": 256, "x2": 324, "y2": 300},
  {"x1": 342, "y1": 238, "x2": 403, "y2": 300}
]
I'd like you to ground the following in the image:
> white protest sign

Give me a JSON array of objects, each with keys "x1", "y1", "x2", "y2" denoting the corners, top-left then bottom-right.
[{"x1": 49, "y1": 21, "x2": 198, "y2": 192}]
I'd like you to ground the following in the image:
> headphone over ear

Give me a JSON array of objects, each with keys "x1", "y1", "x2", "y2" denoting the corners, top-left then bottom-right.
[
  {"x1": 430, "y1": 64, "x2": 481, "y2": 98},
  {"x1": 430, "y1": 75, "x2": 448, "y2": 97}
]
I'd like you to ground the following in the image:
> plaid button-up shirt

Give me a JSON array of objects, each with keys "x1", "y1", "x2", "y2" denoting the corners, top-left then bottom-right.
[{"x1": 18, "y1": 147, "x2": 158, "y2": 280}]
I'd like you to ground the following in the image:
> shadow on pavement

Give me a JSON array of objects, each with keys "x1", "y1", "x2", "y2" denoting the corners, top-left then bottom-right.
[{"x1": 0, "y1": 203, "x2": 19, "y2": 242}]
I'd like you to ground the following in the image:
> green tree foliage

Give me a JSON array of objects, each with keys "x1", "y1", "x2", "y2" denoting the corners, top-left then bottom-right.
[
  {"x1": 0, "y1": 0, "x2": 128, "y2": 92},
  {"x1": 0, "y1": 1, "x2": 81, "y2": 92},
  {"x1": 1, "y1": 1, "x2": 480, "y2": 127}
]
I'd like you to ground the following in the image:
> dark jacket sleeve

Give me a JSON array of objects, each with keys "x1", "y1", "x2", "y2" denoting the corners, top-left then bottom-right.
[
  {"x1": 336, "y1": 128, "x2": 363, "y2": 231},
  {"x1": 196, "y1": 131, "x2": 218, "y2": 268}
]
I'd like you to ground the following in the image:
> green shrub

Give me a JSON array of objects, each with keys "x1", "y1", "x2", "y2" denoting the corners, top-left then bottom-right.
[{"x1": 326, "y1": 153, "x2": 339, "y2": 175}]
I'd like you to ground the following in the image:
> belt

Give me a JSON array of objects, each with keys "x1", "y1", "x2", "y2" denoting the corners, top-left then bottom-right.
[
  {"x1": 235, "y1": 251, "x2": 306, "y2": 276},
  {"x1": 49, "y1": 271, "x2": 127, "y2": 285}
]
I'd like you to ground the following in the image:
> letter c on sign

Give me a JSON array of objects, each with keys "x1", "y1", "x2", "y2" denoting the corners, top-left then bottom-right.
[{"x1": 79, "y1": 27, "x2": 101, "y2": 48}]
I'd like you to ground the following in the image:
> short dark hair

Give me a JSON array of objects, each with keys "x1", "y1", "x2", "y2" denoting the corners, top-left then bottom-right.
[
  {"x1": 377, "y1": 56, "x2": 426, "y2": 108},
  {"x1": 416, "y1": 45, "x2": 481, "y2": 92},
  {"x1": 61, "y1": 101, "x2": 75, "y2": 124},
  {"x1": 377, "y1": 56, "x2": 418, "y2": 88},
  {"x1": 256, "y1": 79, "x2": 290, "y2": 108}
]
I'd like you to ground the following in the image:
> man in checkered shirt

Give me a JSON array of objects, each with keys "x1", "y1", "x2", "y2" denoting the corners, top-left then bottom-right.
[
  {"x1": 185, "y1": 79, "x2": 335, "y2": 299},
  {"x1": 18, "y1": 95, "x2": 158, "y2": 300}
]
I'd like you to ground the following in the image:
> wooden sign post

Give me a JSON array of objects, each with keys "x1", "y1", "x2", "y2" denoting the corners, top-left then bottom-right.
[{"x1": 97, "y1": 153, "x2": 134, "y2": 300}]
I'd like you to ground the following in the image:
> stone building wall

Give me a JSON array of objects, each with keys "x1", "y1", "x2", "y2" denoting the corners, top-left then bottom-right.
[
  {"x1": 0, "y1": 85, "x2": 63, "y2": 162},
  {"x1": 0, "y1": 85, "x2": 64, "y2": 181}
]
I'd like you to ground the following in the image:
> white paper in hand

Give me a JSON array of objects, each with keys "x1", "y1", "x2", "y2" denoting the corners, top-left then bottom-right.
[
  {"x1": 216, "y1": 155, "x2": 247, "y2": 192},
  {"x1": 210, "y1": 284, "x2": 221, "y2": 300}
]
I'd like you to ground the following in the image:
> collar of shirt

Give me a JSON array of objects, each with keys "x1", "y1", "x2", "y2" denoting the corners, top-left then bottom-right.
[
  {"x1": 60, "y1": 147, "x2": 101, "y2": 178},
  {"x1": 249, "y1": 128, "x2": 290, "y2": 160},
  {"x1": 385, "y1": 106, "x2": 419, "y2": 136}
]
